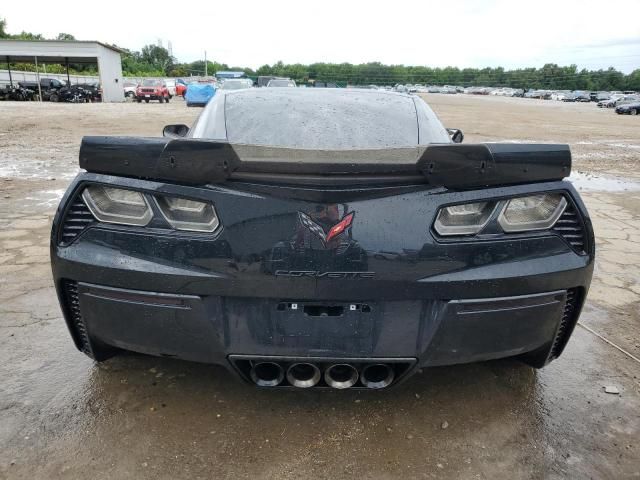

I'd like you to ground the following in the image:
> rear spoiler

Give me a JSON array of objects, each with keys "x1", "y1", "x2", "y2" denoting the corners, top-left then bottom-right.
[{"x1": 79, "y1": 136, "x2": 571, "y2": 189}]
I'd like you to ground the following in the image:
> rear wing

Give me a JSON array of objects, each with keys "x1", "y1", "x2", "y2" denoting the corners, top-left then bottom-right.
[{"x1": 79, "y1": 136, "x2": 571, "y2": 189}]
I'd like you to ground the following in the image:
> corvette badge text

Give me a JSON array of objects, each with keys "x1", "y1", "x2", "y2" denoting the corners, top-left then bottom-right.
[{"x1": 274, "y1": 270, "x2": 375, "y2": 279}]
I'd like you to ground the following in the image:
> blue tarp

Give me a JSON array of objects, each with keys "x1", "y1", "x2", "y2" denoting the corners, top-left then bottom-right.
[{"x1": 185, "y1": 83, "x2": 216, "y2": 106}]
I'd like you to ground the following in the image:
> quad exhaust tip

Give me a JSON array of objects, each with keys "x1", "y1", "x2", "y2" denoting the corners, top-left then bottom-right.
[
  {"x1": 246, "y1": 359, "x2": 398, "y2": 389},
  {"x1": 286, "y1": 362, "x2": 321, "y2": 388},
  {"x1": 324, "y1": 363, "x2": 359, "y2": 389},
  {"x1": 250, "y1": 361, "x2": 285, "y2": 387},
  {"x1": 360, "y1": 363, "x2": 395, "y2": 389}
]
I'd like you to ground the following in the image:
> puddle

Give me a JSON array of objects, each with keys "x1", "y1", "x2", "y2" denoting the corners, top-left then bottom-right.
[
  {"x1": 569, "y1": 171, "x2": 640, "y2": 192},
  {"x1": 576, "y1": 140, "x2": 640, "y2": 150},
  {"x1": 23, "y1": 189, "x2": 66, "y2": 208}
]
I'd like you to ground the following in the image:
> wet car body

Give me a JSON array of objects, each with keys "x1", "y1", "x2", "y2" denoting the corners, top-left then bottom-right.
[{"x1": 51, "y1": 89, "x2": 595, "y2": 390}]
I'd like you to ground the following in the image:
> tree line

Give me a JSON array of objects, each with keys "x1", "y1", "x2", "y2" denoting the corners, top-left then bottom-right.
[{"x1": 1, "y1": 16, "x2": 638, "y2": 91}]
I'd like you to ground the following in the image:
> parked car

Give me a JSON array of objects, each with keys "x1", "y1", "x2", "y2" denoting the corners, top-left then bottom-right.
[
  {"x1": 617, "y1": 95, "x2": 640, "y2": 106},
  {"x1": 551, "y1": 91, "x2": 571, "y2": 101},
  {"x1": 176, "y1": 79, "x2": 187, "y2": 97},
  {"x1": 123, "y1": 82, "x2": 137, "y2": 98},
  {"x1": 19, "y1": 77, "x2": 67, "y2": 101},
  {"x1": 267, "y1": 78, "x2": 296, "y2": 87},
  {"x1": 602, "y1": 95, "x2": 639, "y2": 108},
  {"x1": 51, "y1": 88, "x2": 594, "y2": 390},
  {"x1": 185, "y1": 83, "x2": 216, "y2": 107},
  {"x1": 598, "y1": 94, "x2": 624, "y2": 108},
  {"x1": 257, "y1": 76, "x2": 278, "y2": 87},
  {"x1": 574, "y1": 91, "x2": 591, "y2": 102},
  {"x1": 562, "y1": 91, "x2": 590, "y2": 102},
  {"x1": 165, "y1": 79, "x2": 177, "y2": 97},
  {"x1": 220, "y1": 79, "x2": 253, "y2": 90},
  {"x1": 615, "y1": 102, "x2": 640, "y2": 115},
  {"x1": 135, "y1": 79, "x2": 170, "y2": 103}
]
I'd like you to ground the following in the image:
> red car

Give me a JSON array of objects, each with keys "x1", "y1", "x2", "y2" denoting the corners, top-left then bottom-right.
[
  {"x1": 176, "y1": 80, "x2": 187, "y2": 97},
  {"x1": 135, "y1": 79, "x2": 170, "y2": 103}
]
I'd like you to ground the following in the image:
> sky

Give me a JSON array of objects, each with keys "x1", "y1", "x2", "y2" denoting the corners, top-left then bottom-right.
[{"x1": 2, "y1": 0, "x2": 640, "y2": 73}]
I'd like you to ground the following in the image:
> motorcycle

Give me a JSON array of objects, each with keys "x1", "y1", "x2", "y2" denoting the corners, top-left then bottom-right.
[
  {"x1": 1, "y1": 85, "x2": 37, "y2": 101},
  {"x1": 56, "y1": 85, "x2": 91, "y2": 103}
]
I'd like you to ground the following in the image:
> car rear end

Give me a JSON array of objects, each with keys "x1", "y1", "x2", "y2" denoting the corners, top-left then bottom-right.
[{"x1": 50, "y1": 90, "x2": 595, "y2": 390}]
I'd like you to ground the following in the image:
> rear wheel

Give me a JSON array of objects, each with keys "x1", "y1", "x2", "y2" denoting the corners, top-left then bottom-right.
[
  {"x1": 49, "y1": 93, "x2": 59, "y2": 102},
  {"x1": 631, "y1": 109, "x2": 638, "y2": 115},
  {"x1": 136, "y1": 97, "x2": 141, "y2": 103}
]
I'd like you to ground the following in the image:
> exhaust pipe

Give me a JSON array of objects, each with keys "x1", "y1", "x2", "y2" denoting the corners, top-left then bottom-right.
[
  {"x1": 286, "y1": 363, "x2": 321, "y2": 388},
  {"x1": 360, "y1": 363, "x2": 395, "y2": 389},
  {"x1": 324, "y1": 363, "x2": 359, "y2": 389},
  {"x1": 250, "y1": 361, "x2": 284, "y2": 387}
]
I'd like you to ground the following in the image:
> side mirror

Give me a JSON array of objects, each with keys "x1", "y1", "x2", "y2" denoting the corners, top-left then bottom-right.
[
  {"x1": 163, "y1": 124, "x2": 189, "y2": 138},
  {"x1": 447, "y1": 128, "x2": 464, "y2": 143}
]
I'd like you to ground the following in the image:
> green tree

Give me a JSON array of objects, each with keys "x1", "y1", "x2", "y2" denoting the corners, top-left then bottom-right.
[
  {"x1": 0, "y1": 17, "x2": 8, "y2": 38},
  {"x1": 56, "y1": 33, "x2": 76, "y2": 41},
  {"x1": 140, "y1": 44, "x2": 176, "y2": 75}
]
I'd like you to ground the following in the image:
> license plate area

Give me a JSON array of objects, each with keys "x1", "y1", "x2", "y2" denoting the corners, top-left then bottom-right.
[
  {"x1": 276, "y1": 302, "x2": 372, "y2": 317},
  {"x1": 273, "y1": 301, "x2": 374, "y2": 339}
]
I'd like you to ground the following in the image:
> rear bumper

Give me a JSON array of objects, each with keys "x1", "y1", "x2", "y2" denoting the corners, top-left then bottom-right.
[
  {"x1": 55, "y1": 276, "x2": 587, "y2": 376},
  {"x1": 136, "y1": 93, "x2": 162, "y2": 99}
]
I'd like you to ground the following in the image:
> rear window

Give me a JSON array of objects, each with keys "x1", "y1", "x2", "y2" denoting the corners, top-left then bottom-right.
[{"x1": 223, "y1": 89, "x2": 419, "y2": 148}]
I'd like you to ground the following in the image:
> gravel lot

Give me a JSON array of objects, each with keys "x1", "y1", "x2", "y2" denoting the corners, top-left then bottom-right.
[{"x1": 0, "y1": 95, "x2": 639, "y2": 479}]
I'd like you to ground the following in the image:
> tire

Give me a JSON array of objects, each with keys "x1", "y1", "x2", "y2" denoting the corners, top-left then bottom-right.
[
  {"x1": 165, "y1": 96, "x2": 170, "y2": 103},
  {"x1": 158, "y1": 97, "x2": 164, "y2": 104},
  {"x1": 145, "y1": 99, "x2": 149, "y2": 103},
  {"x1": 49, "y1": 93, "x2": 59, "y2": 103},
  {"x1": 136, "y1": 97, "x2": 141, "y2": 103},
  {"x1": 631, "y1": 109, "x2": 638, "y2": 115}
]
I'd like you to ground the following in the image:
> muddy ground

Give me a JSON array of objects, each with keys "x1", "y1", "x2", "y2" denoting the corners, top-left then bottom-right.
[{"x1": 0, "y1": 95, "x2": 639, "y2": 479}]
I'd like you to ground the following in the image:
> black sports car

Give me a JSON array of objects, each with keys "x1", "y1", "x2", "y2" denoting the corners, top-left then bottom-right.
[
  {"x1": 615, "y1": 102, "x2": 640, "y2": 115},
  {"x1": 51, "y1": 89, "x2": 594, "y2": 390}
]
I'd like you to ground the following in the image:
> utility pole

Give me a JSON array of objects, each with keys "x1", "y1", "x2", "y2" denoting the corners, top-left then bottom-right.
[{"x1": 204, "y1": 51, "x2": 207, "y2": 78}]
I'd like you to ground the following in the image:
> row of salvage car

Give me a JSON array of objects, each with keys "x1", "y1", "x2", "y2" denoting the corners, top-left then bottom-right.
[
  {"x1": 0, "y1": 77, "x2": 101, "y2": 102},
  {"x1": 399, "y1": 84, "x2": 638, "y2": 115}
]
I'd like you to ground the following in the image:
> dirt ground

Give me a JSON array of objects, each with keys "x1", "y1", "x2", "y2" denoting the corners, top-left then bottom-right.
[{"x1": 0, "y1": 95, "x2": 639, "y2": 480}]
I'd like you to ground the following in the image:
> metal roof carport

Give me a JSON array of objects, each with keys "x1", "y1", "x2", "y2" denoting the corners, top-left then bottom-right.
[{"x1": 0, "y1": 40, "x2": 125, "y2": 102}]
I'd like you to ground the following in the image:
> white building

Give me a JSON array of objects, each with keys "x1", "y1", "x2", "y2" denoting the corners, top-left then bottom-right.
[{"x1": 0, "y1": 39, "x2": 125, "y2": 102}]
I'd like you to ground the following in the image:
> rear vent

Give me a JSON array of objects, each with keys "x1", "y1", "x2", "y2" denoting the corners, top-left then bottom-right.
[
  {"x1": 60, "y1": 195, "x2": 94, "y2": 245},
  {"x1": 62, "y1": 280, "x2": 93, "y2": 356},
  {"x1": 552, "y1": 202, "x2": 587, "y2": 254},
  {"x1": 548, "y1": 288, "x2": 580, "y2": 361}
]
